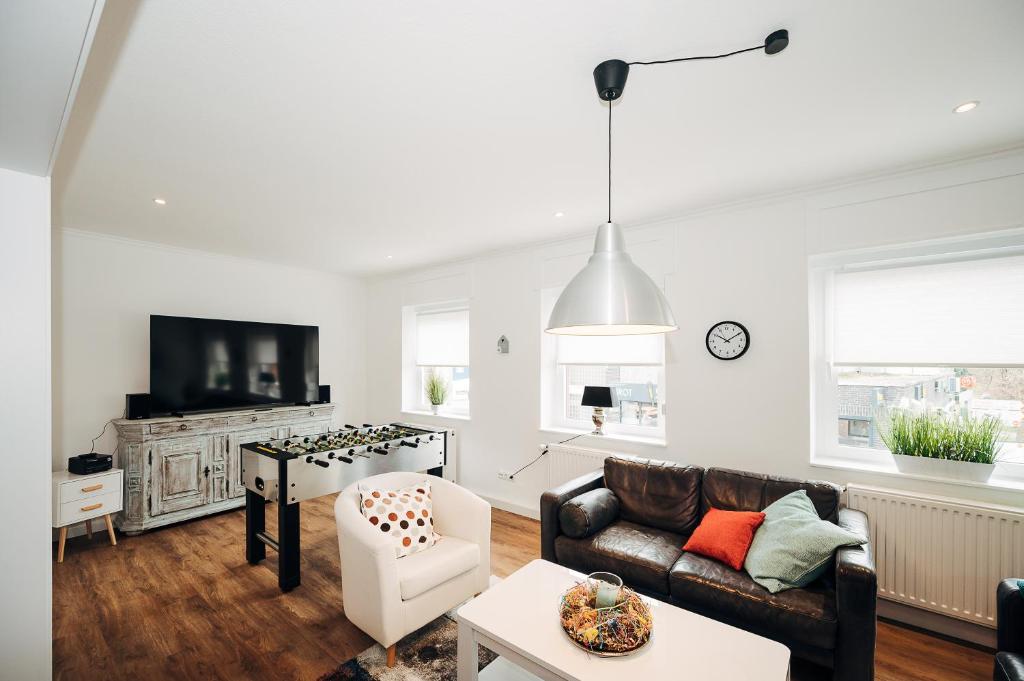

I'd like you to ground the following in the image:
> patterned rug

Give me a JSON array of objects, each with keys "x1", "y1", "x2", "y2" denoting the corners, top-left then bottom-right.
[{"x1": 317, "y1": 614, "x2": 497, "y2": 681}]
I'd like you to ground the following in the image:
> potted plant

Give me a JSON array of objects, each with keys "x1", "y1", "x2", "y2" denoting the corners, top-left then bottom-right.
[
  {"x1": 878, "y1": 408, "x2": 1003, "y2": 482},
  {"x1": 425, "y1": 371, "x2": 448, "y2": 415}
]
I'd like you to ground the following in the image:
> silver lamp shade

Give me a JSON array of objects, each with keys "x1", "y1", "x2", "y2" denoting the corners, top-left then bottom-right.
[{"x1": 546, "y1": 222, "x2": 677, "y2": 335}]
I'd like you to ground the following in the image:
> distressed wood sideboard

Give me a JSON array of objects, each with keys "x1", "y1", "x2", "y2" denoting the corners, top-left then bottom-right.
[{"x1": 113, "y1": 404, "x2": 334, "y2": 534}]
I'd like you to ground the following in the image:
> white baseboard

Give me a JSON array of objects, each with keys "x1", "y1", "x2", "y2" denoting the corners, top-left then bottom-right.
[
  {"x1": 877, "y1": 599, "x2": 995, "y2": 649},
  {"x1": 478, "y1": 492, "x2": 539, "y2": 520}
]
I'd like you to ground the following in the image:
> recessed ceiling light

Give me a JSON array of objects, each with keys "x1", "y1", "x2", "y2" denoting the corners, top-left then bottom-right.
[
  {"x1": 386, "y1": 255, "x2": 393, "y2": 260},
  {"x1": 953, "y1": 100, "x2": 979, "y2": 114},
  {"x1": 153, "y1": 198, "x2": 167, "y2": 205},
  {"x1": 554, "y1": 211, "x2": 565, "y2": 218}
]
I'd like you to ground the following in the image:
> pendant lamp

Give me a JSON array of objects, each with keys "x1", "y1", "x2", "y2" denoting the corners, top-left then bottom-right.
[{"x1": 546, "y1": 30, "x2": 789, "y2": 336}]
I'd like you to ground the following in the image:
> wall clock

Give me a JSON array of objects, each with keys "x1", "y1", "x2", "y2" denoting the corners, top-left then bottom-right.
[{"x1": 705, "y1": 321, "x2": 750, "y2": 360}]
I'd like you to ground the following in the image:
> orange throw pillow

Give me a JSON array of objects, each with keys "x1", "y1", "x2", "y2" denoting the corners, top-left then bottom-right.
[{"x1": 682, "y1": 508, "x2": 766, "y2": 571}]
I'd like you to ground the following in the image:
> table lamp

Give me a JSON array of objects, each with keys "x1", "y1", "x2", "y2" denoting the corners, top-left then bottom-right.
[{"x1": 581, "y1": 386, "x2": 616, "y2": 435}]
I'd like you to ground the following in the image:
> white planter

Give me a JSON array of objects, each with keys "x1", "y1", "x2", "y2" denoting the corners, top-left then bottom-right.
[
  {"x1": 892, "y1": 454, "x2": 996, "y2": 483},
  {"x1": 430, "y1": 404, "x2": 439, "y2": 415}
]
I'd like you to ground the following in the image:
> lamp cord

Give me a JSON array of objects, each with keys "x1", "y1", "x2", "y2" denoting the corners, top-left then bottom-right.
[
  {"x1": 607, "y1": 100, "x2": 612, "y2": 223},
  {"x1": 509, "y1": 434, "x2": 585, "y2": 481},
  {"x1": 627, "y1": 43, "x2": 764, "y2": 67},
  {"x1": 603, "y1": 42, "x2": 764, "y2": 224}
]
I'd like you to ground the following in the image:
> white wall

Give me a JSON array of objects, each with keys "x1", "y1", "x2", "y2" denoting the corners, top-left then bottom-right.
[
  {"x1": 364, "y1": 148, "x2": 1024, "y2": 516},
  {"x1": 53, "y1": 230, "x2": 368, "y2": 474},
  {"x1": 0, "y1": 167, "x2": 53, "y2": 680}
]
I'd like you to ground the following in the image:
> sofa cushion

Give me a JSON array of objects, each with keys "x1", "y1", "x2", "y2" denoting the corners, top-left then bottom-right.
[
  {"x1": 682, "y1": 508, "x2": 765, "y2": 571},
  {"x1": 396, "y1": 536, "x2": 479, "y2": 601},
  {"x1": 603, "y1": 455, "x2": 703, "y2": 535},
  {"x1": 554, "y1": 520, "x2": 684, "y2": 595},
  {"x1": 702, "y1": 468, "x2": 842, "y2": 523},
  {"x1": 745, "y1": 490, "x2": 867, "y2": 593},
  {"x1": 670, "y1": 552, "x2": 838, "y2": 650},
  {"x1": 559, "y1": 487, "x2": 620, "y2": 539}
]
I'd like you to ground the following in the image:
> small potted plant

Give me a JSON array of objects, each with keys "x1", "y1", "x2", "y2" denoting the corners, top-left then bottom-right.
[
  {"x1": 425, "y1": 372, "x2": 448, "y2": 415},
  {"x1": 879, "y1": 408, "x2": 1003, "y2": 482}
]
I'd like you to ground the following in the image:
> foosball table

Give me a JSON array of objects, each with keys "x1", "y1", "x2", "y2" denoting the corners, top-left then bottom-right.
[{"x1": 241, "y1": 422, "x2": 448, "y2": 591}]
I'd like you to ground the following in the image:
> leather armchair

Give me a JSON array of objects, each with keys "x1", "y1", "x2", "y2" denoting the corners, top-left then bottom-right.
[
  {"x1": 335, "y1": 472, "x2": 490, "y2": 667},
  {"x1": 996, "y1": 579, "x2": 1024, "y2": 681}
]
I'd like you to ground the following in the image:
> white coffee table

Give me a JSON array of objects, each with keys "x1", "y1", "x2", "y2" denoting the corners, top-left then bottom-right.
[{"x1": 456, "y1": 559, "x2": 790, "y2": 681}]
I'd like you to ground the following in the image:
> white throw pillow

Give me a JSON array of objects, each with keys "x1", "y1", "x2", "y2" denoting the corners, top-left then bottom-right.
[{"x1": 359, "y1": 480, "x2": 439, "y2": 558}]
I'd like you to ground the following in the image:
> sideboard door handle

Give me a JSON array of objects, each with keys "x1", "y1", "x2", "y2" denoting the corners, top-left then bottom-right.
[
  {"x1": 80, "y1": 503, "x2": 103, "y2": 512},
  {"x1": 81, "y1": 483, "x2": 103, "y2": 493},
  {"x1": 251, "y1": 415, "x2": 258, "y2": 422},
  {"x1": 179, "y1": 423, "x2": 188, "y2": 431}
]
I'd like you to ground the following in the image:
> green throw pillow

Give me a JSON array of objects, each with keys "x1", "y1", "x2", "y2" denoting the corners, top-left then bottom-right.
[{"x1": 743, "y1": 490, "x2": 867, "y2": 594}]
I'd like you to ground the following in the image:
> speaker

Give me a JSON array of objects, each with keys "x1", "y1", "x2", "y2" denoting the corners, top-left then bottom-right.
[
  {"x1": 318, "y1": 385, "x2": 331, "y2": 404},
  {"x1": 126, "y1": 393, "x2": 151, "y2": 420}
]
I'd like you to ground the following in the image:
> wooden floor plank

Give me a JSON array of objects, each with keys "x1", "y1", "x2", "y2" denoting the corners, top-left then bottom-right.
[{"x1": 52, "y1": 497, "x2": 994, "y2": 680}]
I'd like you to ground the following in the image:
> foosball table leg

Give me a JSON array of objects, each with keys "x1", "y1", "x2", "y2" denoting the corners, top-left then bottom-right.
[
  {"x1": 245, "y1": 489, "x2": 266, "y2": 565},
  {"x1": 278, "y1": 499, "x2": 301, "y2": 592}
]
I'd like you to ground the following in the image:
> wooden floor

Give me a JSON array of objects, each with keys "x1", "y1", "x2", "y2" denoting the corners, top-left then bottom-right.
[{"x1": 53, "y1": 497, "x2": 993, "y2": 681}]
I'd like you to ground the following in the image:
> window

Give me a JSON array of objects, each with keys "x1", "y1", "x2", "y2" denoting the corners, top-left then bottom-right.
[
  {"x1": 403, "y1": 305, "x2": 470, "y2": 417},
  {"x1": 811, "y1": 246, "x2": 1024, "y2": 471},
  {"x1": 540, "y1": 289, "x2": 666, "y2": 441}
]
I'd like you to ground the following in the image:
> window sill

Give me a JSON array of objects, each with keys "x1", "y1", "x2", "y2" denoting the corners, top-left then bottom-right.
[
  {"x1": 540, "y1": 426, "x2": 666, "y2": 447},
  {"x1": 401, "y1": 410, "x2": 471, "y2": 422},
  {"x1": 810, "y1": 455, "x2": 1024, "y2": 492}
]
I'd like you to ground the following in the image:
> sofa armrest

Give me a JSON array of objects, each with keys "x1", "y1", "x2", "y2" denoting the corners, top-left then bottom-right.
[
  {"x1": 833, "y1": 506, "x2": 876, "y2": 681},
  {"x1": 540, "y1": 470, "x2": 605, "y2": 562},
  {"x1": 998, "y1": 579, "x2": 1024, "y2": 654}
]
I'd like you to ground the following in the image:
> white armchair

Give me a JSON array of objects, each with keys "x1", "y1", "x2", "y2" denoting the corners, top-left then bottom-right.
[{"x1": 335, "y1": 472, "x2": 491, "y2": 666}]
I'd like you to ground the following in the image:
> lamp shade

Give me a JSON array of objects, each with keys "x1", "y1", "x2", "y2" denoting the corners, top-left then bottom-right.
[
  {"x1": 546, "y1": 222, "x2": 677, "y2": 335},
  {"x1": 581, "y1": 385, "x2": 616, "y2": 408}
]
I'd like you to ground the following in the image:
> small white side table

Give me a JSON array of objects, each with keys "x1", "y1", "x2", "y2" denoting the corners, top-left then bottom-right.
[{"x1": 52, "y1": 468, "x2": 123, "y2": 562}]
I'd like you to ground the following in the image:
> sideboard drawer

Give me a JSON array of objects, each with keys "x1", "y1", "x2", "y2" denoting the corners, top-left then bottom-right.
[
  {"x1": 58, "y1": 490, "x2": 122, "y2": 526},
  {"x1": 59, "y1": 471, "x2": 122, "y2": 504}
]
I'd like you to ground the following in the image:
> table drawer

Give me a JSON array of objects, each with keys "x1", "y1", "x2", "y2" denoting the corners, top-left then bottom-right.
[
  {"x1": 58, "y1": 490, "x2": 121, "y2": 526},
  {"x1": 59, "y1": 471, "x2": 122, "y2": 504}
]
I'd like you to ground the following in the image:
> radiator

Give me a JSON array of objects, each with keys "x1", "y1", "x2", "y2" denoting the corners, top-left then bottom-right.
[
  {"x1": 546, "y1": 444, "x2": 608, "y2": 489},
  {"x1": 846, "y1": 484, "x2": 1024, "y2": 627}
]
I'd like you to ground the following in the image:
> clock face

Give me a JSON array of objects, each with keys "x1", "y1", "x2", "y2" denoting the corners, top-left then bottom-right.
[{"x1": 706, "y1": 321, "x2": 750, "y2": 360}]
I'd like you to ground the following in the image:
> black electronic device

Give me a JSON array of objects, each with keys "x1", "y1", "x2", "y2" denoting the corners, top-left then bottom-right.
[
  {"x1": 149, "y1": 315, "x2": 319, "y2": 416},
  {"x1": 68, "y1": 453, "x2": 113, "y2": 475},
  {"x1": 126, "y1": 393, "x2": 151, "y2": 420},
  {"x1": 318, "y1": 385, "x2": 330, "y2": 404}
]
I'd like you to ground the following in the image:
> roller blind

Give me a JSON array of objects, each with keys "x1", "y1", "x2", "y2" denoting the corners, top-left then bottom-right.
[
  {"x1": 556, "y1": 334, "x2": 664, "y2": 366},
  {"x1": 832, "y1": 254, "x2": 1024, "y2": 366},
  {"x1": 416, "y1": 309, "x2": 469, "y2": 366}
]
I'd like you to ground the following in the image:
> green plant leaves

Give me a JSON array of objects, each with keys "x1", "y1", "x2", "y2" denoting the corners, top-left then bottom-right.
[{"x1": 877, "y1": 408, "x2": 1003, "y2": 464}]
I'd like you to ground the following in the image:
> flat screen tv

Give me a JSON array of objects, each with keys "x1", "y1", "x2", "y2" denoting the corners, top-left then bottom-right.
[{"x1": 150, "y1": 315, "x2": 319, "y2": 416}]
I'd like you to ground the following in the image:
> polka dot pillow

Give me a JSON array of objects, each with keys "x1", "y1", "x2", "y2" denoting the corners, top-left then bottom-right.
[{"x1": 359, "y1": 481, "x2": 439, "y2": 558}]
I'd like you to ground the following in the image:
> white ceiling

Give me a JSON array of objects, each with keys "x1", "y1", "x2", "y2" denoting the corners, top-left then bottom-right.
[
  {"x1": 0, "y1": 0, "x2": 102, "y2": 176},
  {"x1": 53, "y1": 1, "x2": 1024, "y2": 275}
]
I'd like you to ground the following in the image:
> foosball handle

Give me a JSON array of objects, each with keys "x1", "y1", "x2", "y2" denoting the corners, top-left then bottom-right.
[
  {"x1": 305, "y1": 455, "x2": 330, "y2": 468},
  {"x1": 400, "y1": 441, "x2": 419, "y2": 448},
  {"x1": 373, "y1": 447, "x2": 388, "y2": 455}
]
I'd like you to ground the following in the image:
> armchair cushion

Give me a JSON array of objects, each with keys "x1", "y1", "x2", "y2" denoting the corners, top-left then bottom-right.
[
  {"x1": 559, "y1": 487, "x2": 620, "y2": 539},
  {"x1": 359, "y1": 481, "x2": 439, "y2": 558},
  {"x1": 396, "y1": 536, "x2": 480, "y2": 601}
]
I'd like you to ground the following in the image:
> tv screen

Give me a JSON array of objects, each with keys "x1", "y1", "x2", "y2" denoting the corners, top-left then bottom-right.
[{"x1": 150, "y1": 315, "x2": 319, "y2": 415}]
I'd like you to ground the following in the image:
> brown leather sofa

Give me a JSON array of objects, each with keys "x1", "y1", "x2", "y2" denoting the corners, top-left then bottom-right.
[
  {"x1": 997, "y1": 579, "x2": 1024, "y2": 681},
  {"x1": 540, "y1": 455, "x2": 876, "y2": 681}
]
